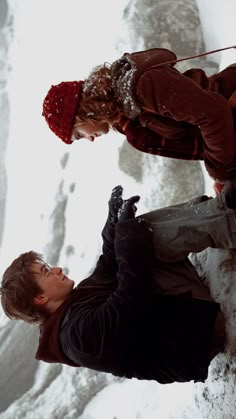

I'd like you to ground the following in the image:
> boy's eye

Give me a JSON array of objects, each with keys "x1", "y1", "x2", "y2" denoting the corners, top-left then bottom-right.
[
  {"x1": 40, "y1": 263, "x2": 53, "y2": 282},
  {"x1": 44, "y1": 263, "x2": 52, "y2": 273}
]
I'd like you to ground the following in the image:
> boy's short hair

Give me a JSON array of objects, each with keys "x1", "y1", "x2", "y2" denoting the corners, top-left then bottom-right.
[{"x1": 0, "y1": 251, "x2": 50, "y2": 324}]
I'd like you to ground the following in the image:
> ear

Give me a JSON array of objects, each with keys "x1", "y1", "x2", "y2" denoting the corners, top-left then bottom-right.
[{"x1": 33, "y1": 293, "x2": 49, "y2": 306}]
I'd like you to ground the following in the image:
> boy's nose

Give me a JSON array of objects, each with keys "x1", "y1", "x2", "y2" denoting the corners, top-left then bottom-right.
[{"x1": 52, "y1": 266, "x2": 62, "y2": 275}]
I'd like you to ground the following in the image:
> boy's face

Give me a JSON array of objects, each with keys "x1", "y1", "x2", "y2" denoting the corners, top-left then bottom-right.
[{"x1": 32, "y1": 263, "x2": 75, "y2": 307}]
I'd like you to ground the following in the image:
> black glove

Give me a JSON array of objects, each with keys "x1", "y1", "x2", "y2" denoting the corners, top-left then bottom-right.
[
  {"x1": 118, "y1": 195, "x2": 140, "y2": 222},
  {"x1": 108, "y1": 185, "x2": 124, "y2": 224}
]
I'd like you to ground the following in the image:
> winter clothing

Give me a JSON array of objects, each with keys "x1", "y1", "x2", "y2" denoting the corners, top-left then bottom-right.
[
  {"x1": 35, "y1": 189, "x2": 236, "y2": 384},
  {"x1": 223, "y1": 177, "x2": 236, "y2": 209},
  {"x1": 141, "y1": 192, "x2": 236, "y2": 262},
  {"x1": 118, "y1": 195, "x2": 140, "y2": 221},
  {"x1": 42, "y1": 48, "x2": 236, "y2": 180},
  {"x1": 111, "y1": 49, "x2": 236, "y2": 180},
  {"x1": 108, "y1": 185, "x2": 124, "y2": 224},
  {"x1": 42, "y1": 81, "x2": 83, "y2": 144}
]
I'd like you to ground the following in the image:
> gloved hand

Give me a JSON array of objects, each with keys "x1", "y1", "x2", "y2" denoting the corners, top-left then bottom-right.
[
  {"x1": 118, "y1": 195, "x2": 140, "y2": 222},
  {"x1": 108, "y1": 185, "x2": 124, "y2": 224}
]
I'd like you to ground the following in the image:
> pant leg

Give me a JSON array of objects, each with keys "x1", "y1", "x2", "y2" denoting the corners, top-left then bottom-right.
[
  {"x1": 139, "y1": 192, "x2": 236, "y2": 263},
  {"x1": 151, "y1": 257, "x2": 213, "y2": 299},
  {"x1": 143, "y1": 194, "x2": 226, "y2": 357}
]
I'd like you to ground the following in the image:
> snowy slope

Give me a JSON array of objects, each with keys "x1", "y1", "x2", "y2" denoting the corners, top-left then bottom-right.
[{"x1": 1, "y1": 0, "x2": 236, "y2": 418}]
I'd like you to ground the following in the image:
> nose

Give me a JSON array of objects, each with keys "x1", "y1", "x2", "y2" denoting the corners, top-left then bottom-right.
[{"x1": 52, "y1": 266, "x2": 62, "y2": 275}]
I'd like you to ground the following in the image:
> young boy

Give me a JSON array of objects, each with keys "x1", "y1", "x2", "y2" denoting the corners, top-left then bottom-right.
[{"x1": 1, "y1": 180, "x2": 236, "y2": 384}]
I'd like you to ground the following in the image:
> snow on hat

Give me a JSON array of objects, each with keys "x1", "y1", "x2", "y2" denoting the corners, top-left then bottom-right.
[{"x1": 42, "y1": 81, "x2": 84, "y2": 144}]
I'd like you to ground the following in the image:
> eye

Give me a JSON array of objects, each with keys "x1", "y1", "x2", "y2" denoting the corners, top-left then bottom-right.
[
  {"x1": 71, "y1": 132, "x2": 81, "y2": 142},
  {"x1": 74, "y1": 132, "x2": 82, "y2": 140},
  {"x1": 44, "y1": 263, "x2": 52, "y2": 273}
]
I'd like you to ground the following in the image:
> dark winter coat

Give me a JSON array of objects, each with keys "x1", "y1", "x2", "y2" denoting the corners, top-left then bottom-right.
[
  {"x1": 35, "y1": 213, "x2": 220, "y2": 384},
  {"x1": 111, "y1": 48, "x2": 236, "y2": 180}
]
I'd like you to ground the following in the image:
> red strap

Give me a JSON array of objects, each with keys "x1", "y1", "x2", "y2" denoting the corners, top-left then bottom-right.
[{"x1": 152, "y1": 45, "x2": 236, "y2": 69}]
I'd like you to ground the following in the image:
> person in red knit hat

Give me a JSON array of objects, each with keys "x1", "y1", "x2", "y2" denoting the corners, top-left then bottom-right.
[{"x1": 42, "y1": 47, "x2": 236, "y2": 193}]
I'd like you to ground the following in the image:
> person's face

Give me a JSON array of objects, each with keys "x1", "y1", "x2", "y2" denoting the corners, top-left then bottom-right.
[
  {"x1": 32, "y1": 263, "x2": 75, "y2": 308},
  {"x1": 71, "y1": 121, "x2": 109, "y2": 142}
]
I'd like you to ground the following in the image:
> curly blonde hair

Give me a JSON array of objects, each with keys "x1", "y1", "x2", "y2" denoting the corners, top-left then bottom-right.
[{"x1": 73, "y1": 64, "x2": 123, "y2": 128}]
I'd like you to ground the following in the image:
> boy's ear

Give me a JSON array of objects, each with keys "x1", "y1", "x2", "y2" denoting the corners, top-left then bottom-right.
[{"x1": 33, "y1": 293, "x2": 49, "y2": 306}]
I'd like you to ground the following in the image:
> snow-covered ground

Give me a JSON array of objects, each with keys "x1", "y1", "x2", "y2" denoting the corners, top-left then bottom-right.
[{"x1": 0, "y1": 0, "x2": 236, "y2": 418}]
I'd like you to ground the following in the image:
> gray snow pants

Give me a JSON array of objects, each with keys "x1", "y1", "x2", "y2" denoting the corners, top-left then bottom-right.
[{"x1": 141, "y1": 192, "x2": 236, "y2": 263}]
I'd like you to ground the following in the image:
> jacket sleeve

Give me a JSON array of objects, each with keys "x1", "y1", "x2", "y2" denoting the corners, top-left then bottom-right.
[
  {"x1": 62, "y1": 219, "x2": 154, "y2": 366},
  {"x1": 123, "y1": 119, "x2": 204, "y2": 160},
  {"x1": 94, "y1": 218, "x2": 153, "y2": 298},
  {"x1": 93, "y1": 212, "x2": 118, "y2": 276},
  {"x1": 135, "y1": 66, "x2": 236, "y2": 179},
  {"x1": 112, "y1": 219, "x2": 153, "y2": 304}
]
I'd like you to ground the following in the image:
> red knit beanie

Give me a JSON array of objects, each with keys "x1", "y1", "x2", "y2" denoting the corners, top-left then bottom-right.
[{"x1": 42, "y1": 81, "x2": 84, "y2": 144}]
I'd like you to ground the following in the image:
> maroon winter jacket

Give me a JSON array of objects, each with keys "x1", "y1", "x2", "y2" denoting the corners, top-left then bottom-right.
[{"x1": 111, "y1": 48, "x2": 236, "y2": 180}]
